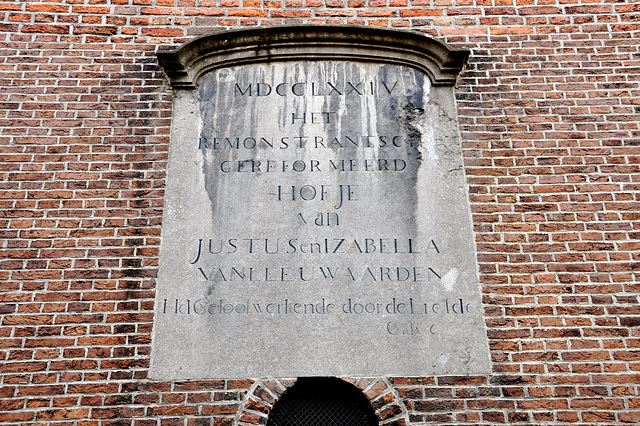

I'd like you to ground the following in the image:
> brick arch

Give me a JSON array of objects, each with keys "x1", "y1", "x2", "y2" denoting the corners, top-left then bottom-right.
[{"x1": 234, "y1": 377, "x2": 410, "y2": 426}]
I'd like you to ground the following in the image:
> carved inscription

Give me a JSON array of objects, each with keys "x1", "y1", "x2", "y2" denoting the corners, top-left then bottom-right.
[{"x1": 152, "y1": 61, "x2": 490, "y2": 379}]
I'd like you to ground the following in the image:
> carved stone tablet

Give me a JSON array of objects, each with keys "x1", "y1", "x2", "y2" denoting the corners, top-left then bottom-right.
[{"x1": 151, "y1": 27, "x2": 490, "y2": 379}]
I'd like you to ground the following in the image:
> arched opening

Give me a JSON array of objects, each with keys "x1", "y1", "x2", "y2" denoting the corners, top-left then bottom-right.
[{"x1": 266, "y1": 377, "x2": 379, "y2": 426}]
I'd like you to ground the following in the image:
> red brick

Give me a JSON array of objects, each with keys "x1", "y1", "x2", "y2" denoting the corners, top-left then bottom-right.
[
  {"x1": 22, "y1": 24, "x2": 69, "y2": 34},
  {"x1": 25, "y1": 4, "x2": 69, "y2": 13},
  {"x1": 399, "y1": 8, "x2": 442, "y2": 17},
  {"x1": 228, "y1": 9, "x2": 269, "y2": 17},
  {"x1": 141, "y1": 7, "x2": 182, "y2": 15}
]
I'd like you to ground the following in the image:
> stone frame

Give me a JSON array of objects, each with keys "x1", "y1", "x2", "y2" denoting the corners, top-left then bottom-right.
[{"x1": 150, "y1": 25, "x2": 489, "y2": 380}]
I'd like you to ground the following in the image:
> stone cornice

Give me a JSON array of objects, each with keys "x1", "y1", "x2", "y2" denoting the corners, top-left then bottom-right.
[{"x1": 157, "y1": 25, "x2": 470, "y2": 89}]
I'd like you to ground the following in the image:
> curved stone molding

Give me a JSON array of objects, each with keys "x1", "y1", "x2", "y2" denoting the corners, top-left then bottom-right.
[
  {"x1": 157, "y1": 25, "x2": 469, "y2": 88},
  {"x1": 235, "y1": 378, "x2": 410, "y2": 426}
]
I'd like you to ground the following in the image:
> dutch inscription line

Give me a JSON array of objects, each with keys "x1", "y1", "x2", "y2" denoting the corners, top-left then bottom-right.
[
  {"x1": 163, "y1": 297, "x2": 471, "y2": 316},
  {"x1": 190, "y1": 237, "x2": 438, "y2": 262},
  {"x1": 196, "y1": 266, "x2": 441, "y2": 283},
  {"x1": 198, "y1": 135, "x2": 410, "y2": 150},
  {"x1": 233, "y1": 80, "x2": 398, "y2": 97}
]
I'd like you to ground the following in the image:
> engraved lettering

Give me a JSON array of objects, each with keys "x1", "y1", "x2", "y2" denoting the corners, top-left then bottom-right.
[
  {"x1": 346, "y1": 82, "x2": 363, "y2": 95},
  {"x1": 382, "y1": 81, "x2": 398, "y2": 93},
  {"x1": 235, "y1": 83, "x2": 252, "y2": 96},
  {"x1": 327, "y1": 82, "x2": 342, "y2": 95}
]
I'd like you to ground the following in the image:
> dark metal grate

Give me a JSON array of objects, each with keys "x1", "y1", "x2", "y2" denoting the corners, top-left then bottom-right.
[{"x1": 267, "y1": 377, "x2": 379, "y2": 426}]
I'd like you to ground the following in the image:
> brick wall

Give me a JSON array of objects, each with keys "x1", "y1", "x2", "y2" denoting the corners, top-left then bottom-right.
[{"x1": 1, "y1": 0, "x2": 639, "y2": 424}]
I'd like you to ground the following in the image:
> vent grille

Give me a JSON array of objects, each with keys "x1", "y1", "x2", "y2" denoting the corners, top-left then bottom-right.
[{"x1": 267, "y1": 377, "x2": 379, "y2": 426}]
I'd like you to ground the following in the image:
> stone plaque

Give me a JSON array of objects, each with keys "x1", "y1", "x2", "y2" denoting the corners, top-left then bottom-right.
[{"x1": 151, "y1": 27, "x2": 490, "y2": 379}]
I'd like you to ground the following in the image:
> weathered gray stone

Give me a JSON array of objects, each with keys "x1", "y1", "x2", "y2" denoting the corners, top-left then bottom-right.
[{"x1": 151, "y1": 27, "x2": 490, "y2": 380}]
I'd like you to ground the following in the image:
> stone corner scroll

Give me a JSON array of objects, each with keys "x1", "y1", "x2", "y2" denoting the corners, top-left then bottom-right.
[{"x1": 151, "y1": 25, "x2": 491, "y2": 380}]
